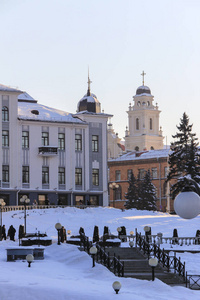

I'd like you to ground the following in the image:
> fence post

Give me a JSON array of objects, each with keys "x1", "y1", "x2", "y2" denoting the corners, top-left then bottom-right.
[{"x1": 186, "y1": 271, "x2": 187, "y2": 288}]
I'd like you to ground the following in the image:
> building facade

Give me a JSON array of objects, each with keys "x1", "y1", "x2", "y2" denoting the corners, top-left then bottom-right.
[
  {"x1": 0, "y1": 80, "x2": 110, "y2": 207},
  {"x1": 124, "y1": 74, "x2": 164, "y2": 152},
  {"x1": 108, "y1": 149, "x2": 174, "y2": 212}
]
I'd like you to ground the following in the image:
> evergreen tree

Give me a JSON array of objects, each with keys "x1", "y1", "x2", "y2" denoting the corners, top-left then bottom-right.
[
  {"x1": 167, "y1": 112, "x2": 200, "y2": 198},
  {"x1": 140, "y1": 170, "x2": 157, "y2": 211},
  {"x1": 124, "y1": 171, "x2": 138, "y2": 209}
]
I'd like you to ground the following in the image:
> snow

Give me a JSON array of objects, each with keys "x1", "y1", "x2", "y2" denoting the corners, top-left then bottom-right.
[
  {"x1": 109, "y1": 149, "x2": 170, "y2": 162},
  {"x1": 1, "y1": 207, "x2": 200, "y2": 299},
  {"x1": 18, "y1": 102, "x2": 85, "y2": 124}
]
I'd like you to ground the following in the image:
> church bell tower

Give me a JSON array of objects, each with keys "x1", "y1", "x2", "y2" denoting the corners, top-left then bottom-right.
[{"x1": 124, "y1": 71, "x2": 164, "y2": 151}]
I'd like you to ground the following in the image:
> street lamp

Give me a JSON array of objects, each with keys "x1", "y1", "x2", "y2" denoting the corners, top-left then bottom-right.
[
  {"x1": 0, "y1": 199, "x2": 6, "y2": 241},
  {"x1": 174, "y1": 178, "x2": 200, "y2": 219},
  {"x1": 55, "y1": 222, "x2": 62, "y2": 245},
  {"x1": 144, "y1": 225, "x2": 151, "y2": 243},
  {"x1": 20, "y1": 195, "x2": 30, "y2": 234},
  {"x1": 149, "y1": 257, "x2": 158, "y2": 281},
  {"x1": 26, "y1": 254, "x2": 34, "y2": 267},
  {"x1": 112, "y1": 281, "x2": 121, "y2": 294},
  {"x1": 109, "y1": 182, "x2": 119, "y2": 208},
  {"x1": 89, "y1": 246, "x2": 97, "y2": 267}
]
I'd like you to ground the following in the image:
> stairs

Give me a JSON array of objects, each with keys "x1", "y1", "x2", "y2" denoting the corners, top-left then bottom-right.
[{"x1": 105, "y1": 247, "x2": 185, "y2": 285}]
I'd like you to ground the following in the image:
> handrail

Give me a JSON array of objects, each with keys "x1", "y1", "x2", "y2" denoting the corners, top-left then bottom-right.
[
  {"x1": 136, "y1": 232, "x2": 185, "y2": 279},
  {"x1": 186, "y1": 272, "x2": 200, "y2": 289},
  {"x1": 79, "y1": 232, "x2": 124, "y2": 277}
]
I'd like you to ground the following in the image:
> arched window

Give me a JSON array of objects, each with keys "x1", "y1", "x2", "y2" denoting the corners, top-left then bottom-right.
[
  {"x1": 150, "y1": 146, "x2": 154, "y2": 150},
  {"x1": 135, "y1": 146, "x2": 139, "y2": 151},
  {"x1": 2, "y1": 106, "x2": 9, "y2": 121},
  {"x1": 136, "y1": 118, "x2": 139, "y2": 130},
  {"x1": 150, "y1": 118, "x2": 153, "y2": 130}
]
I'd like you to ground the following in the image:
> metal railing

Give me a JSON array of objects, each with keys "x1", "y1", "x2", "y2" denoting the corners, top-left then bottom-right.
[
  {"x1": 136, "y1": 232, "x2": 186, "y2": 279},
  {"x1": 80, "y1": 232, "x2": 124, "y2": 277},
  {"x1": 186, "y1": 272, "x2": 200, "y2": 289}
]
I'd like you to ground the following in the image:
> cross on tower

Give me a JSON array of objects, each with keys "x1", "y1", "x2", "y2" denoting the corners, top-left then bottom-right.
[
  {"x1": 87, "y1": 68, "x2": 92, "y2": 96},
  {"x1": 141, "y1": 71, "x2": 146, "y2": 86}
]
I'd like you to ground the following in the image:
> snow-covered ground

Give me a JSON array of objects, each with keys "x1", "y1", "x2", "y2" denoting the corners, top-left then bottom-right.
[{"x1": 1, "y1": 207, "x2": 200, "y2": 300}]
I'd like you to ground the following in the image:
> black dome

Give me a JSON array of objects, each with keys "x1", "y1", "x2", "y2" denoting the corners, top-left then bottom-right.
[{"x1": 136, "y1": 85, "x2": 151, "y2": 95}]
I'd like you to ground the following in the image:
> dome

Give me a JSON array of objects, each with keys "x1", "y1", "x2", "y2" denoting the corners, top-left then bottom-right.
[
  {"x1": 136, "y1": 85, "x2": 151, "y2": 95},
  {"x1": 77, "y1": 93, "x2": 101, "y2": 113}
]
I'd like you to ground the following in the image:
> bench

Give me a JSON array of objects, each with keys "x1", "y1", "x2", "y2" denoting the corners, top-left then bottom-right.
[{"x1": 6, "y1": 247, "x2": 45, "y2": 261}]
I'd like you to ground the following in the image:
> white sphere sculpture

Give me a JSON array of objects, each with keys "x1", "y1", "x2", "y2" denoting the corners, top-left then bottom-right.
[{"x1": 174, "y1": 191, "x2": 200, "y2": 219}]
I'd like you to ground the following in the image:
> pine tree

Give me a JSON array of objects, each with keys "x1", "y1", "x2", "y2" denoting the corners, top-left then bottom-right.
[
  {"x1": 125, "y1": 171, "x2": 138, "y2": 209},
  {"x1": 139, "y1": 170, "x2": 157, "y2": 211},
  {"x1": 167, "y1": 112, "x2": 200, "y2": 198}
]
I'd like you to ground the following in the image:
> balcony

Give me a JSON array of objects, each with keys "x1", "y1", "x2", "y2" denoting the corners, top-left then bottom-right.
[{"x1": 38, "y1": 146, "x2": 58, "y2": 156}]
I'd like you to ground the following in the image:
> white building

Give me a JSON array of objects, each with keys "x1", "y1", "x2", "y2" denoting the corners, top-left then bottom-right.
[
  {"x1": 0, "y1": 79, "x2": 111, "y2": 207},
  {"x1": 124, "y1": 76, "x2": 164, "y2": 151}
]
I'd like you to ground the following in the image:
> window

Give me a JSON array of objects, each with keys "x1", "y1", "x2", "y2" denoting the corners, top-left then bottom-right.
[
  {"x1": 135, "y1": 146, "x2": 139, "y2": 151},
  {"x1": 137, "y1": 101, "x2": 141, "y2": 106},
  {"x1": 22, "y1": 166, "x2": 29, "y2": 183},
  {"x1": 115, "y1": 170, "x2": 121, "y2": 181},
  {"x1": 163, "y1": 182, "x2": 167, "y2": 197},
  {"x1": 2, "y1": 165, "x2": 9, "y2": 182},
  {"x1": 75, "y1": 168, "x2": 82, "y2": 185},
  {"x1": 2, "y1": 106, "x2": 9, "y2": 121},
  {"x1": 139, "y1": 169, "x2": 145, "y2": 179},
  {"x1": 22, "y1": 131, "x2": 29, "y2": 149},
  {"x1": 150, "y1": 118, "x2": 153, "y2": 130},
  {"x1": 89, "y1": 196, "x2": 99, "y2": 205},
  {"x1": 92, "y1": 169, "x2": 99, "y2": 186},
  {"x1": 2, "y1": 130, "x2": 9, "y2": 147},
  {"x1": 42, "y1": 166, "x2": 49, "y2": 184},
  {"x1": 150, "y1": 146, "x2": 154, "y2": 150},
  {"x1": 58, "y1": 167, "x2": 65, "y2": 184},
  {"x1": 58, "y1": 133, "x2": 65, "y2": 150},
  {"x1": 136, "y1": 118, "x2": 139, "y2": 130},
  {"x1": 92, "y1": 135, "x2": 98, "y2": 152},
  {"x1": 152, "y1": 168, "x2": 157, "y2": 179},
  {"x1": 127, "y1": 169, "x2": 132, "y2": 180},
  {"x1": 75, "y1": 134, "x2": 82, "y2": 151},
  {"x1": 42, "y1": 132, "x2": 49, "y2": 146}
]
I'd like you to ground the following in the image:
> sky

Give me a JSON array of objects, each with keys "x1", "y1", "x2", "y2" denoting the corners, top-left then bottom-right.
[
  {"x1": 1, "y1": 0, "x2": 200, "y2": 144},
  {"x1": 1, "y1": 206, "x2": 200, "y2": 299}
]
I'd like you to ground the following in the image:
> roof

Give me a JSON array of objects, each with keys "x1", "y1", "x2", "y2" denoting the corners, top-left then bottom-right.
[
  {"x1": 18, "y1": 92, "x2": 37, "y2": 103},
  {"x1": 0, "y1": 84, "x2": 23, "y2": 93},
  {"x1": 18, "y1": 101, "x2": 86, "y2": 124},
  {"x1": 108, "y1": 148, "x2": 170, "y2": 162}
]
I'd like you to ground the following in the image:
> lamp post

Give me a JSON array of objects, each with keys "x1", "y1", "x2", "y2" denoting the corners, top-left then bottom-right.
[
  {"x1": 109, "y1": 182, "x2": 119, "y2": 208},
  {"x1": 26, "y1": 254, "x2": 34, "y2": 267},
  {"x1": 144, "y1": 225, "x2": 151, "y2": 243},
  {"x1": 20, "y1": 195, "x2": 30, "y2": 234},
  {"x1": 0, "y1": 199, "x2": 6, "y2": 241},
  {"x1": 89, "y1": 246, "x2": 97, "y2": 267},
  {"x1": 174, "y1": 178, "x2": 200, "y2": 219},
  {"x1": 112, "y1": 281, "x2": 121, "y2": 294},
  {"x1": 55, "y1": 222, "x2": 62, "y2": 245},
  {"x1": 149, "y1": 257, "x2": 158, "y2": 281}
]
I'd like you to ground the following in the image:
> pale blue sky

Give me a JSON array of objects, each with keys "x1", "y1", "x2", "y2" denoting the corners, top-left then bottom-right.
[{"x1": 1, "y1": 0, "x2": 200, "y2": 144}]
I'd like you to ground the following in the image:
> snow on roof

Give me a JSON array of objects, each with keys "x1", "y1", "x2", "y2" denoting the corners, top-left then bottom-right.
[
  {"x1": 109, "y1": 148, "x2": 170, "y2": 162},
  {"x1": 18, "y1": 102, "x2": 85, "y2": 124},
  {"x1": 18, "y1": 92, "x2": 37, "y2": 102},
  {"x1": 79, "y1": 94, "x2": 99, "y2": 103},
  {"x1": 0, "y1": 84, "x2": 23, "y2": 93},
  {"x1": 134, "y1": 93, "x2": 154, "y2": 97}
]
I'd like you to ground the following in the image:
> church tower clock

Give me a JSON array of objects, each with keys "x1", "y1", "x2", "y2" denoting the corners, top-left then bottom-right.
[{"x1": 125, "y1": 71, "x2": 164, "y2": 151}]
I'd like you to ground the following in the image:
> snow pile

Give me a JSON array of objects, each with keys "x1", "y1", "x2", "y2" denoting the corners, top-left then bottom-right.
[{"x1": 0, "y1": 207, "x2": 200, "y2": 299}]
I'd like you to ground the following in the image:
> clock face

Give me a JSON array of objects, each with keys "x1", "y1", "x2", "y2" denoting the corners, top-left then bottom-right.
[{"x1": 137, "y1": 101, "x2": 141, "y2": 106}]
